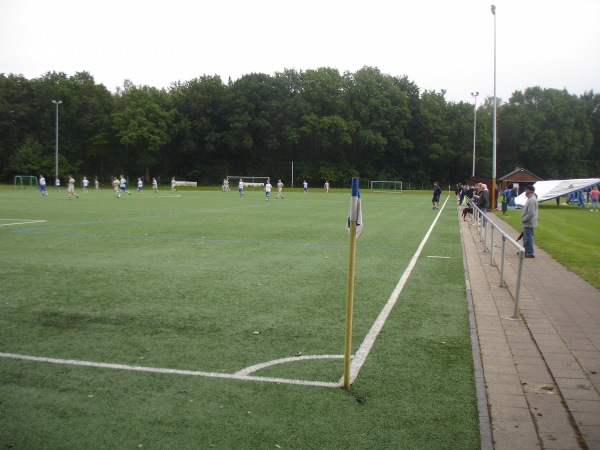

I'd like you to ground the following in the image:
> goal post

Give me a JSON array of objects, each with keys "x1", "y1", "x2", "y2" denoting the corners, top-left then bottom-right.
[
  {"x1": 14, "y1": 175, "x2": 39, "y2": 189},
  {"x1": 370, "y1": 180, "x2": 403, "y2": 193},
  {"x1": 226, "y1": 176, "x2": 270, "y2": 191}
]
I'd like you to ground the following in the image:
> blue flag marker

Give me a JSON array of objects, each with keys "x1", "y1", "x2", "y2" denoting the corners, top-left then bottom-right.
[{"x1": 346, "y1": 177, "x2": 363, "y2": 238}]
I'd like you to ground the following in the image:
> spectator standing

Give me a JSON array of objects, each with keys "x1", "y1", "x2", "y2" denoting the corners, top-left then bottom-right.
[
  {"x1": 577, "y1": 189, "x2": 585, "y2": 207},
  {"x1": 455, "y1": 183, "x2": 462, "y2": 205},
  {"x1": 465, "y1": 184, "x2": 475, "y2": 203},
  {"x1": 503, "y1": 186, "x2": 510, "y2": 204},
  {"x1": 476, "y1": 183, "x2": 490, "y2": 225},
  {"x1": 476, "y1": 184, "x2": 489, "y2": 210},
  {"x1": 589, "y1": 185, "x2": 600, "y2": 212},
  {"x1": 520, "y1": 185, "x2": 538, "y2": 258},
  {"x1": 459, "y1": 184, "x2": 467, "y2": 206},
  {"x1": 510, "y1": 185, "x2": 518, "y2": 206}
]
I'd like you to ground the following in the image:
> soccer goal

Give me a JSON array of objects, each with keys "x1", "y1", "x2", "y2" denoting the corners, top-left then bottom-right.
[
  {"x1": 14, "y1": 175, "x2": 39, "y2": 189},
  {"x1": 370, "y1": 180, "x2": 403, "y2": 193},
  {"x1": 226, "y1": 176, "x2": 270, "y2": 190}
]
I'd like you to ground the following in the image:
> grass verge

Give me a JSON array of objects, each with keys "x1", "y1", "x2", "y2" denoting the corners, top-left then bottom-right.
[{"x1": 494, "y1": 203, "x2": 600, "y2": 289}]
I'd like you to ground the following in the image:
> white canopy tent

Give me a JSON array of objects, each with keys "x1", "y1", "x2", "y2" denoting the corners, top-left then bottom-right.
[{"x1": 514, "y1": 178, "x2": 600, "y2": 206}]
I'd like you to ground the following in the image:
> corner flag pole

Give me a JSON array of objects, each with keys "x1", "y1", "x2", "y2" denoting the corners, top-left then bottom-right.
[{"x1": 343, "y1": 177, "x2": 361, "y2": 389}]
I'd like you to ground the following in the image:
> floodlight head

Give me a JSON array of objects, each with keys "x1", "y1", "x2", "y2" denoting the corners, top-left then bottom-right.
[
  {"x1": 491, "y1": 4, "x2": 496, "y2": 15},
  {"x1": 52, "y1": 100, "x2": 62, "y2": 105}
]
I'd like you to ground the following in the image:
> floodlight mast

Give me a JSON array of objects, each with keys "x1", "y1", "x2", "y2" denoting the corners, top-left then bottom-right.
[
  {"x1": 491, "y1": 4, "x2": 497, "y2": 209},
  {"x1": 52, "y1": 100, "x2": 62, "y2": 181},
  {"x1": 471, "y1": 92, "x2": 479, "y2": 177}
]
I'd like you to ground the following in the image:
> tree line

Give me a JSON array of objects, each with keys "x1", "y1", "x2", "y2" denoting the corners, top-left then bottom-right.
[{"x1": 1, "y1": 68, "x2": 598, "y2": 187}]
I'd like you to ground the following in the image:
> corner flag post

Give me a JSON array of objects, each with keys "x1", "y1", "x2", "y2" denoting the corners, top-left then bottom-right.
[{"x1": 343, "y1": 177, "x2": 362, "y2": 389}]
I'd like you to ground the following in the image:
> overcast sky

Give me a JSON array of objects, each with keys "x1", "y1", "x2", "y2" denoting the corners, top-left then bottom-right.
[{"x1": 1, "y1": 0, "x2": 598, "y2": 104}]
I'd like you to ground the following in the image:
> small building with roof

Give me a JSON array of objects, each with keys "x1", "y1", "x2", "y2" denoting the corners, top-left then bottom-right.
[{"x1": 499, "y1": 167, "x2": 543, "y2": 194}]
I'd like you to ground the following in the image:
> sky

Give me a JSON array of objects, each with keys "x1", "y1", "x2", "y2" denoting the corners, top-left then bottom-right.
[{"x1": 1, "y1": 0, "x2": 599, "y2": 104}]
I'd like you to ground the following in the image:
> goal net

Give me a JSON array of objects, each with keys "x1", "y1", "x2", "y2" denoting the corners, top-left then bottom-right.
[
  {"x1": 370, "y1": 180, "x2": 403, "y2": 193},
  {"x1": 14, "y1": 175, "x2": 39, "y2": 189},
  {"x1": 226, "y1": 176, "x2": 270, "y2": 190}
]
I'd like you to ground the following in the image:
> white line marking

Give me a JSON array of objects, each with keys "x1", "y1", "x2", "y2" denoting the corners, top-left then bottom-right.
[
  {"x1": 0, "y1": 352, "x2": 341, "y2": 388},
  {"x1": 0, "y1": 219, "x2": 47, "y2": 221},
  {"x1": 342, "y1": 196, "x2": 449, "y2": 385},
  {"x1": 235, "y1": 354, "x2": 343, "y2": 376},
  {"x1": 0, "y1": 219, "x2": 47, "y2": 227},
  {"x1": 427, "y1": 255, "x2": 451, "y2": 259}
]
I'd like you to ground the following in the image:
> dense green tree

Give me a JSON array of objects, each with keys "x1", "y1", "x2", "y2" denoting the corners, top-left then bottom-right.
[
  {"x1": 499, "y1": 87, "x2": 592, "y2": 178},
  {"x1": 230, "y1": 73, "x2": 289, "y2": 168},
  {"x1": 580, "y1": 90, "x2": 600, "y2": 177},
  {"x1": 346, "y1": 67, "x2": 411, "y2": 180},
  {"x1": 60, "y1": 72, "x2": 115, "y2": 178},
  {"x1": 471, "y1": 96, "x2": 495, "y2": 180},
  {"x1": 6, "y1": 138, "x2": 45, "y2": 177},
  {"x1": 299, "y1": 68, "x2": 351, "y2": 162},
  {"x1": 169, "y1": 75, "x2": 229, "y2": 181},
  {"x1": 391, "y1": 75, "x2": 425, "y2": 184},
  {"x1": 268, "y1": 70, "x2": 311, "y2": 178},
  {"x1": 445, "y1": 100, "x2": 478, "y2": 182},
  {"x1": 19, "y1": 71, "x2": 117, "y2": 181},
  {"x1": 0, "y1": 69, "x2": 597, "y2": 188},
  {"x1": 111, "y1": 81, "x2": 173, "y2": 181},
  {"x1": 0, "y1": 74, "x2": 37, "y2": 175},
  {"x1": 418, "y1": 90, "x2": 454, "y2": 182}
]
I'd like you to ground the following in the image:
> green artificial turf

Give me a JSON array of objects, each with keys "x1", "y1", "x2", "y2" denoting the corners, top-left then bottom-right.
[
  {"x1": 0, "y1": 186, "x2": 479, "y2": 449},
  {"x1": 495, "y1": 203, "x2": 600, "y2": 289}
]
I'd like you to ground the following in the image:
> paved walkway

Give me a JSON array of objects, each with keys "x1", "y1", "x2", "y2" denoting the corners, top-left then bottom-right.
[{"x1": 460, "y1": 207, "x2": 600, "y2": 450}]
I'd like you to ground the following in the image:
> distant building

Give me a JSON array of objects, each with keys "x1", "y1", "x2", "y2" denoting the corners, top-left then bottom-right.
[{"x1": 499, "y1": 167, "x2": 543, "y2": 194}]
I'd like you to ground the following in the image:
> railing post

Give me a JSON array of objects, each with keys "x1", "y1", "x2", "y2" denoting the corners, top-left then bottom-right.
[
  {"x1": 500, "y1": 235, "x2": 506, "y2": 286},
  {"x1": 480, "y1": 217, "x2": 484, "y2": 244},
  {"x1": 513, "y1": 249, "x2": 525, "y2": 319},
  {"x1": 483, "y1": 215, "x2": 488, "y2": 250},
  {"x1": 490, "y1": 223, "x2": 495, "y2": 265}
]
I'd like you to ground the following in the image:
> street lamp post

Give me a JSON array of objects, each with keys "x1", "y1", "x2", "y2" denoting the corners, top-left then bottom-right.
[
  {"x1": 491, "y1": 4, "x2": 497, "y2": 209},
  {"x1": 471, "y1": 92, "x2": 479, "y2": 177},
  {"x1": 52, "y1": 100, "x2": 62, "y2": 182}
]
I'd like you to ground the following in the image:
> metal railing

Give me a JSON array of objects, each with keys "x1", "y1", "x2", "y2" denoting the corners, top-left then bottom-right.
[{"x1": 468, "y1": 200, "x2": 526, "y2": 319}]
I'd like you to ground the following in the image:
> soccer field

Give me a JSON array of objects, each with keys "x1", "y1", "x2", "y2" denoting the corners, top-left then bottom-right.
[{"x1": 0, "y1": 186, "x2": 479, "y2": 448}]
